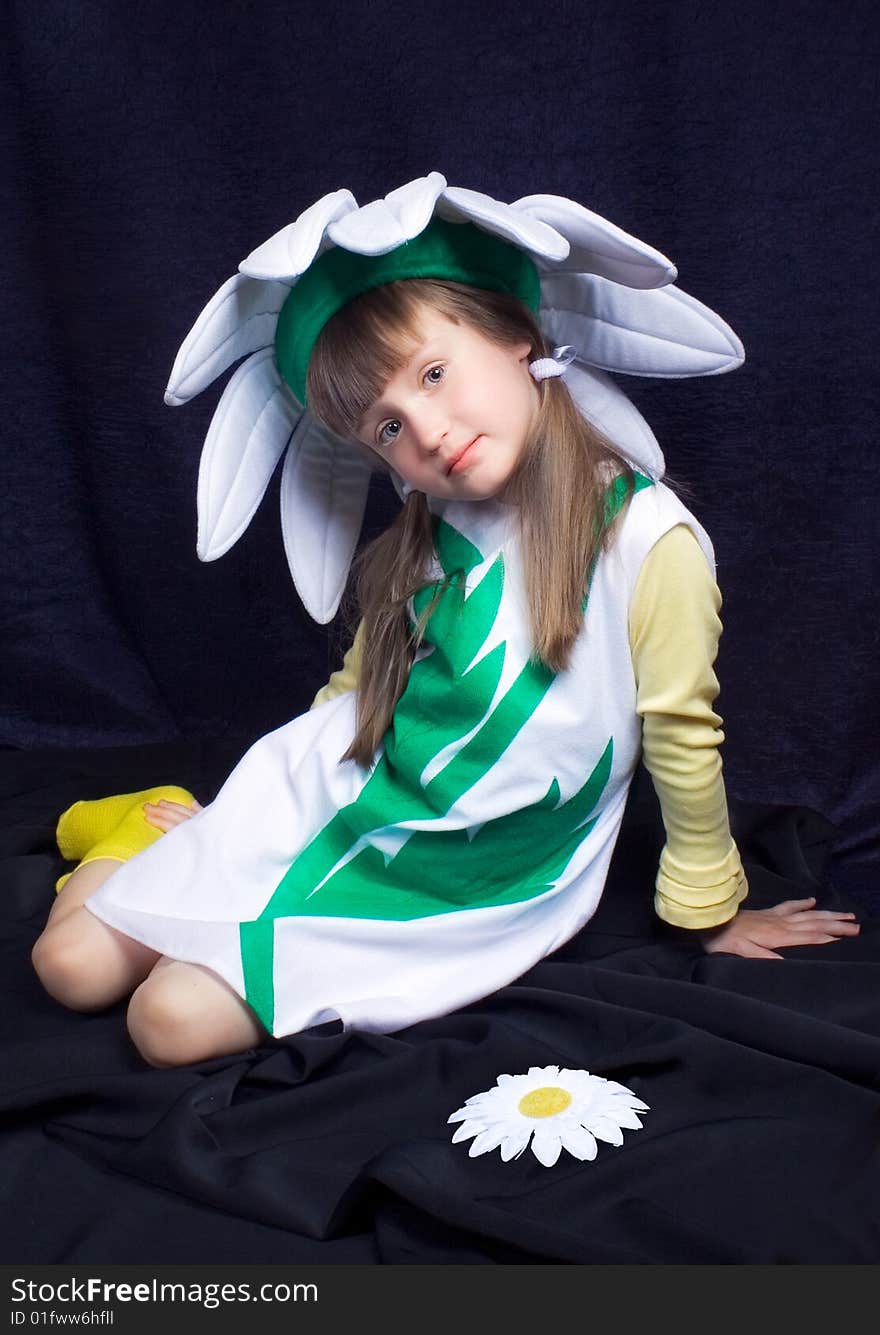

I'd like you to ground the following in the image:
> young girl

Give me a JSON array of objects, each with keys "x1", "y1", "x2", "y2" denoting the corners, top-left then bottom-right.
[{"x1": 32, "y1": 174, "x2": 859, "y2": 1068}]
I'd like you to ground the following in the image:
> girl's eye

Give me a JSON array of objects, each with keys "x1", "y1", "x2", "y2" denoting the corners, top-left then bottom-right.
[
  {"x1": 375, "y1": 366, "x2": 445, "y2": 447},
  {"x1": 378, "y1": 420, "x2": 401, "y2": 447}
]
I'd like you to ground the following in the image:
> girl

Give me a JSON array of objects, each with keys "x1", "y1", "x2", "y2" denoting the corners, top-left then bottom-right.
[{"x1": 32, "y1": 174, "x2": 859, "y2": 1067}]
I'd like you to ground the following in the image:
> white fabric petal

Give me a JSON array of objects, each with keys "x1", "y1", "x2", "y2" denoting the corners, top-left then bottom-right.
[
  {"x1": 453, "y1": 1090, "x2": 508, "y2": 1115},
  {"x1": 513, "y1": 193, "x2": 676, "y2": 287},
  {"x1": 610, "y1": 1106, "x2": 644, "y2": 1131},
  {"x1": 560, "y1": 1123, "x2": 599, "y2": 1161},
  {"x1": 611, "y1": 1094, "x2": 650, "y2": 1113},
  {"x1": 437, "y1": 186, "x2": 569, "y2": 263},
  {"x1": 239, "y1": 189, "x2": 359, "y2": 280},
  {"x1": 164, "y1": 272, "x2": 290, "y2": 406},
  {"x1": 450, "y1": 1119, "x2": 483, "y2": 1144},
  {"x1": 530, "y1": 1127, "x2": 563, "y2": 1168},
  {"x1": 279, "y1": 414, "x2": 372, "y2": 624},
  {"x1": 500, "y1": 1126, "x2": 533, "y2": 1161},
  {"x1": 539, "y1": 272, "x2": 745, "y2": 377},
  {"x1": 562, "y1": 362, "x2": 666, "y2": 480},
  {"x1": 196, "y1": 349, "x2": 299, "y2": 562},
  {"x1": 468, "y1": 1125, "x2": 508, "y2": 1158},
  {"x1": 604, "y1": 1081, "x2": 650, "y2": 1107},
  {"x1": 587, "y1": 1116, "x2": 625, "y2": 1147},
  {"x1": 467, "y1": 1090, "x2": 506, "y2": 1111},
  {"x1": 327, "y1": 172, "x2": 448, "y2": 256}
]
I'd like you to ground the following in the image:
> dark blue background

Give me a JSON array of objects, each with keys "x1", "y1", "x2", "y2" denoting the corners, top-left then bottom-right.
[{"x1": 3, "y1": 1, "x2": 878, "y2": 903}]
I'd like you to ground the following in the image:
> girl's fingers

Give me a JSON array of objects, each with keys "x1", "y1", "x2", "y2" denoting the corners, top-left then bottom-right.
[
  {"x1": 143, "y1": 814, "x2": 172, "y2": 830},
  {"x1": 785, "y1": 915, "x2": 859, "y2": 932},
  {"x1": 767, "y1": 924, "x2": 859, "y2": 946},
  {"x1": 143, "y1": 801, "x2": 200, "y2": 831},
  {"x1": 789, "y1": 908, "x2": 856, "y2": 920}
]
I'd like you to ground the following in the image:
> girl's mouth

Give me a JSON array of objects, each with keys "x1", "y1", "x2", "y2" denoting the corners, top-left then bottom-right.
[{"x1": 448, "y1": 437, "x2": 481, "y2": 475}]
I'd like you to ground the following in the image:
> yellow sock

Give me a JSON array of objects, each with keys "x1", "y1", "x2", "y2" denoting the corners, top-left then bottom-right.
[
  {"x1": 55, "y1": 784, "x2": 197, "y2": 892},
  {"x1": 56, "y1": 785, "x2": 197, "y2": 859}
]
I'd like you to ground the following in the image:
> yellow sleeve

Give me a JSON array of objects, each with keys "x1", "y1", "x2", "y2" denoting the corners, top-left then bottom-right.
[
  {"x1": 628, "y1": 524, "x2": 749, "y2": 930},
  {"x1": 310, "y1": 621, "x2": 366, "y2": 709}
]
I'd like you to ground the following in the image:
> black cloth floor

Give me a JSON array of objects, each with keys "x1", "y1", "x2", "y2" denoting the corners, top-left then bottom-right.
[{"x1": 2, "y1": 741, "x2": 879, "y2": 1264}]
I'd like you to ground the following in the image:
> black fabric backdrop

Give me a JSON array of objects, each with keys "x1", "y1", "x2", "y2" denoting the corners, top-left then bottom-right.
[{"x1": 3, "y1": 0, "x2": 880, "y2": 1267}]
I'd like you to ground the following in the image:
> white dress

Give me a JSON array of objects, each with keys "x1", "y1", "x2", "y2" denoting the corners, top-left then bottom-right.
[{"x1": 85, "y1": 474, "x2": 715, "y2": 1038}]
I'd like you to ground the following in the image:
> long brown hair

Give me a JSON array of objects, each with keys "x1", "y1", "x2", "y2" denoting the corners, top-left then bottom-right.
[{"x1": 306, "y1": 278, "x2": 635, "y2": 765}]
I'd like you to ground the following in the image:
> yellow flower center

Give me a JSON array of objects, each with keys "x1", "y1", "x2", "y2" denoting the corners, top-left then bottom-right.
[{"x1": 517, "y1": 1085, "x2": 572, "y2": 1119}]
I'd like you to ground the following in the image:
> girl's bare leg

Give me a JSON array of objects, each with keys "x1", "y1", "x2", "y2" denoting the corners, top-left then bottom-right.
[
  {"x1": 32, "y1": 858, "x2": 161, "y2": 1011},
  {"x1": 35, "y1": 800, "x2": 264, "y2": 1064},
  {"x1": 127, "y1": 957, "x2": 268, "y2": 1068}
]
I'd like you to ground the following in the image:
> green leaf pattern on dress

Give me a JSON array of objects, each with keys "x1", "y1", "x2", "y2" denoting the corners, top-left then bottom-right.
[{"x1": 240, "y1": 472, "x2": 650, "y2": 1028}]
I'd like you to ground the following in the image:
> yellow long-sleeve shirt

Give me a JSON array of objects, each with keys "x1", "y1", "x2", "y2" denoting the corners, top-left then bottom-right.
[{"x1": 311, "y1": 523, "x2": 748, "y2": 930}]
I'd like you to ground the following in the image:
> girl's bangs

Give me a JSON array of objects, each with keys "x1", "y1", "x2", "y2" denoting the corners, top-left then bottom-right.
[{"x1": 307, "y1": 282, "x2": 439, "y2": 441}]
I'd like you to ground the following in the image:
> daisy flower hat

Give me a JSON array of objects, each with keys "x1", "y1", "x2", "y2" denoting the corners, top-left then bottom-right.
[{"x1": 164, "y1": 171, "x2": 744, "y2": 623}]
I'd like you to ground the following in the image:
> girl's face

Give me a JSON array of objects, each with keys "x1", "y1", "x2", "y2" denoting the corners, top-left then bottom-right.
[{"x1": 355, "y1": 308, "x2": 540, "y2": 500}]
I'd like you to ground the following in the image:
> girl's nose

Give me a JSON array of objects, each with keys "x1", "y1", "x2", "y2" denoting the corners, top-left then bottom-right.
[{"x1": 412, "y1": 409, "x2": 448, "y2": 455}]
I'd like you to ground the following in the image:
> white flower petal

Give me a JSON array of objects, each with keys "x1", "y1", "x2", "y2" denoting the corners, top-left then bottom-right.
[
  {"x1": 530, "y1": 1128, "x2": 563, "y2": 1168},
  {"x1": 540, "y1": 273, "x2": 744, "y2": 377},
  {"x1": 502, "y1": 1075, "x2": 533, "y2": 1092},
  {"x1": 164, "y1": 272, "x2": 290, "y2": 406},
  {"x1": 612, "y1": 1107, "x2": 644, "y2": 1131},
  {"x1": 512, "y1": 192, "x2": 676, "y2": 287},
  {"x1": 450, "y1": 1119, "x2": 483, "y2": 1144},
  {"x1": 437, "y1": 185, "x2": 569, "y2": 263},
  {"x1": 560, "y1": 1124, "x2": 599, "y2": 1161},
  {"x1": 328, "y1": 172, "x2": 448, "y2": 256},
  {"x1": 278, "y1": 410, "x2": 372, "y2": 623},
  {"x1": 465, "y1": 1090, "x2": 506, "y2": 1113},
  {"x1": 239, "y1": 188, "x2": 359, "y2": 280},
  {"x1": 195, "y1": 348, "x2": 298, "y2": 563},
  {"x1": 562, "y1": 363, "x2": 666, "y2": 480},
  {"x1": 526, "y1": 1065, "x2": 558, "y2": 1081},
  {"x1": 468, "y1": 1125, "x2": 508, "y2": 1157},
  {"x1": 604, "y1": 1087, "x2": 650, "y2": 1114},
  {"x1": 587, "y1": 1116, "x2": 625, "y2": 1147},
  {"x1": 500, "y1": 1127, "x2": 533, "y2": 1162},
  {"x1": 602, "y1": 1079, "x2": 642, "y2": 1098}
]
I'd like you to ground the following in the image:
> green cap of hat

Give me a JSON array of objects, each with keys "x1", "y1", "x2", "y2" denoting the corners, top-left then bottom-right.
[{"x1": 274, "y1": 217, "x2": 542, "y2": 405}]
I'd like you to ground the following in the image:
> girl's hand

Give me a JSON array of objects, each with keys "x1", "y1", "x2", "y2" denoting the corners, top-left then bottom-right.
[
  {"x1": 699, "y1": 897, "x2": 860, "y2": 959},
  {"x1": 143, "y1": 798, "x2": 204, "y2": 833}
]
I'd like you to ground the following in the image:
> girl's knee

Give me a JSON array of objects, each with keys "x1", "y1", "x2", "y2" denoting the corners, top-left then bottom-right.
[
  {"x1": 31, "y1": 924, "x2": 106, "y2": 1012},
  {"x1": 127, "y1": 973, "x2": 193, "y2": 1067},
  {"x1": 127, "y1": 964, "x2": 265, "y2": 1068}
]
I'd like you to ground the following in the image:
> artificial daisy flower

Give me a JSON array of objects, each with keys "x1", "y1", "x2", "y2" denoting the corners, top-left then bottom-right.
[{"x1": 448, "y1": 1065, "x2": 649, "y2": 1168}]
